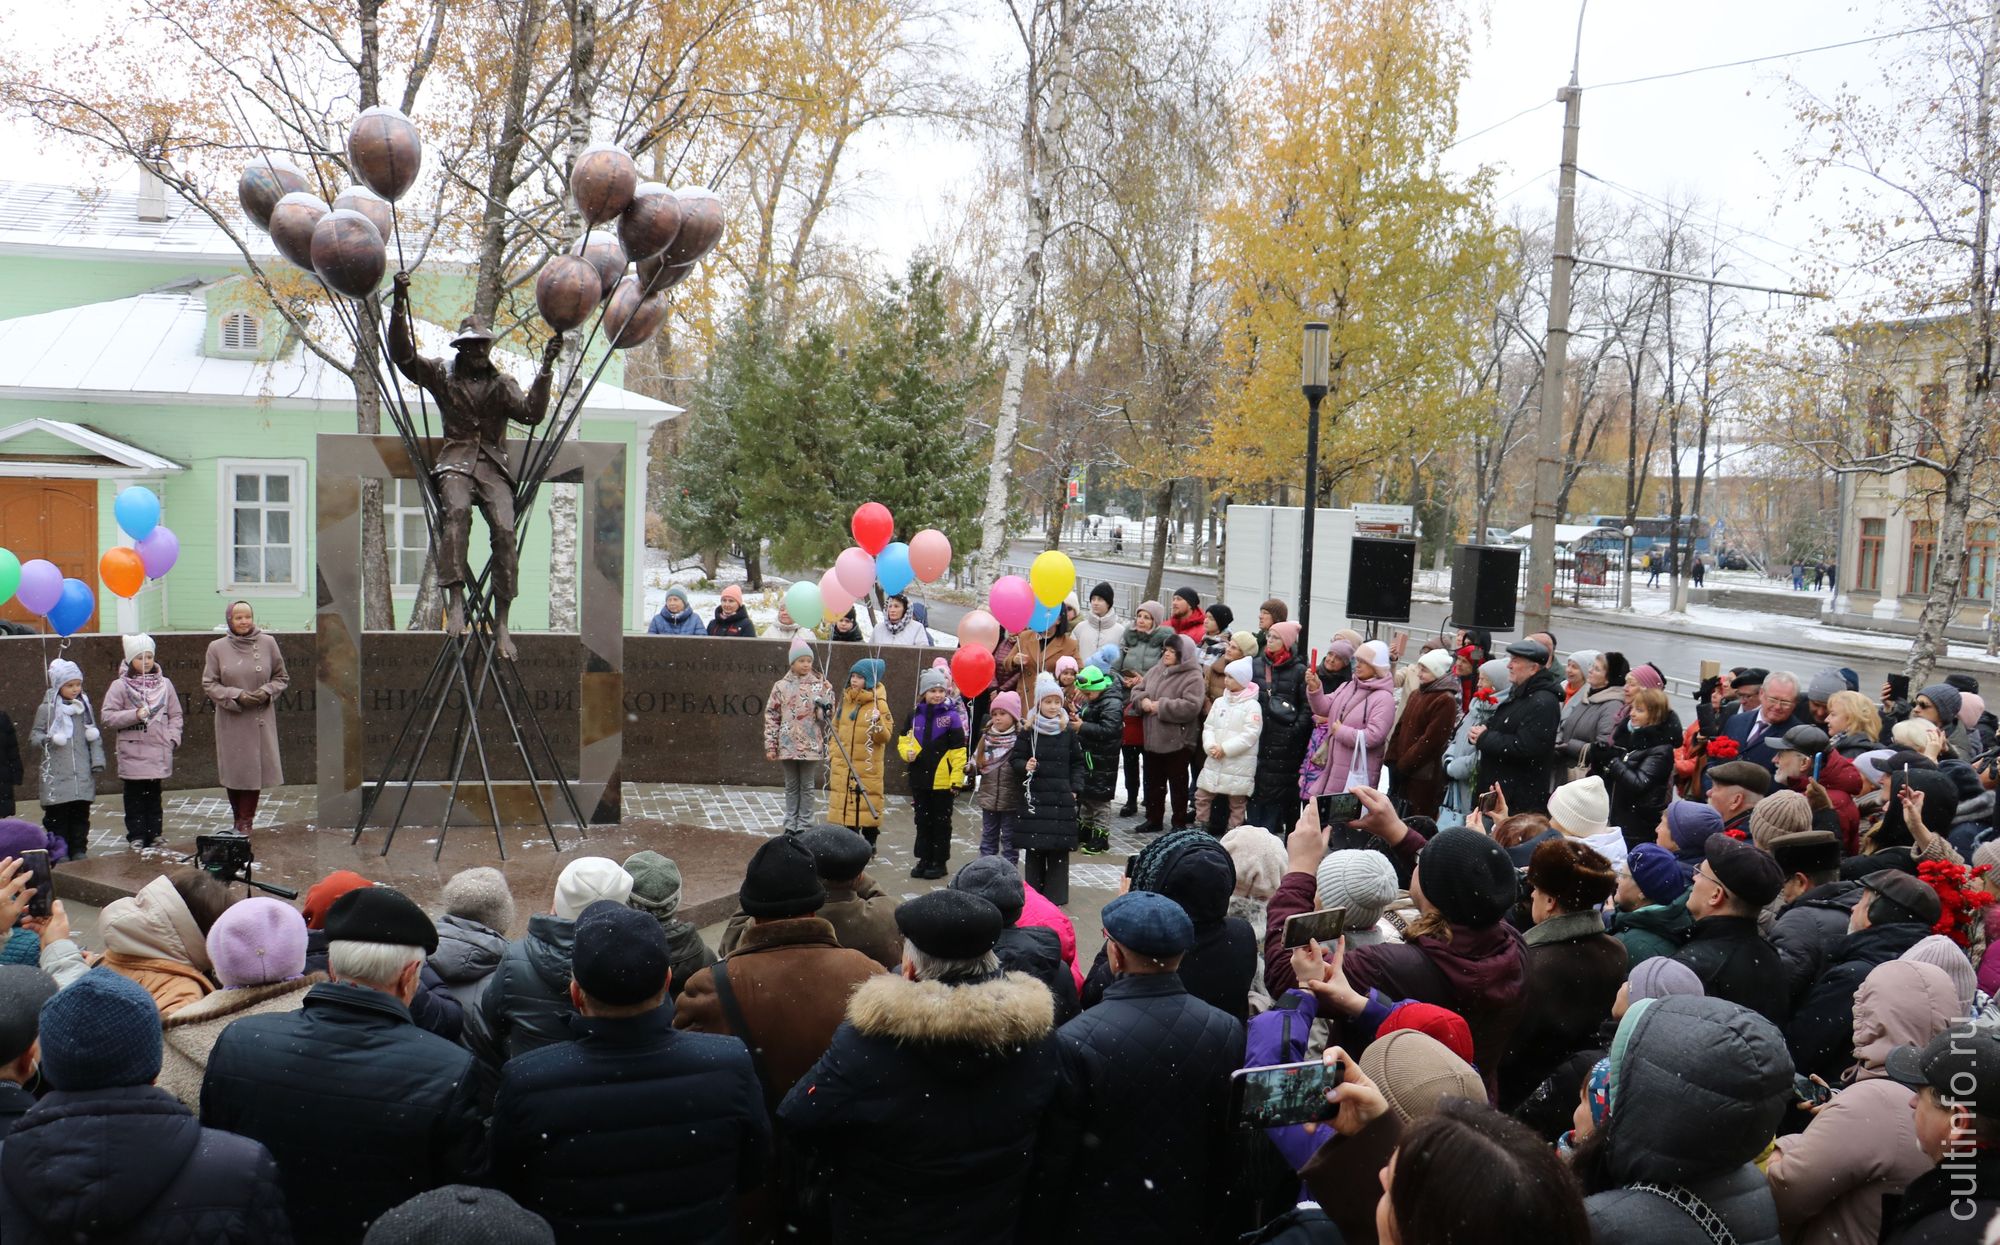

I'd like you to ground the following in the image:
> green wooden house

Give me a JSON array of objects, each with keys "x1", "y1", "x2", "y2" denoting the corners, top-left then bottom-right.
[{"x1": 0, "y1": 178, "x2": 678, "y2": 637}]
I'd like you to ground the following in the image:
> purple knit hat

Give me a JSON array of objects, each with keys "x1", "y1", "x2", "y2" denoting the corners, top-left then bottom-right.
[
  {"x1": 0, "y1": 818, "x2": 67, "y2": 866},
  {"x1": 206, "y1": 897, "x2": 309, "y2": 988}
]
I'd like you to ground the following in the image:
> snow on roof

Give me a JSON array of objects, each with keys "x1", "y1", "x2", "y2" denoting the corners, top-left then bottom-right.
[
  {"x1": 0, "y1": 289, "x2": 679, "y2": 420},
  {"x1": 0, "y1": 180, "x2": 275, "y2": 263}
]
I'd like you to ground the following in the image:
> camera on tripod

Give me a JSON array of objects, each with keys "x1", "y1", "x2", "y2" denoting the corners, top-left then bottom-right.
[{"x1": 193, "y1": 831, "x2": 299, "y2": 900}]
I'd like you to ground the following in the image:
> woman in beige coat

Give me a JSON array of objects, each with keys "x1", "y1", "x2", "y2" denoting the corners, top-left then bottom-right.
[
  {"x1": 202, "y1": 600, "x2": 289, "y2": 832},
  {"x1": 159, "y1": 897, "x2": 323, "y2": 1106},
  {"x1": 97, "y1": 868, "x2": 234, "y2": 1017}
]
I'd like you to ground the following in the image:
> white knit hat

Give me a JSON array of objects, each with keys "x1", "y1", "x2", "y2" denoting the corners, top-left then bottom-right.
[
  {"x1": 122, "y1": 634, "x2": 156, "y2": 665},
  {"x1": 1224, "y1": 657, "x2": 1254, "y2": 686},
  {"x1": 1416, "y1": 649, "x2": 1453, "y2": 680},
  {"x1": 1355, "y1": 640, "x2": 1391, "y2": 671},
  {"x1": 1548, "y1": 775, "x2": 1611, "y2": 839},
  {"x1": 553, "y1": 856, "x2": 634, "y2": 920},
  {"x1": 1033, "y1": 672, "x2": 1061, "y2": 703},
  {"x1": 46, "y1": 658, "x2": 81, "y2": 689},
  {"x1": 1221, "y1": 825, "x2": 1289, "y2": 901},
  {"x1": 1315, "y1": 850, "x2": 1400, "y2": 931}
]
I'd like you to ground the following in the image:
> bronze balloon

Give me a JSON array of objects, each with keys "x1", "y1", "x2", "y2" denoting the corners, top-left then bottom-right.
[
  {"x1": 569, "y1": 143, "x2": 638, "y2": 228},
  {"x1": 581, "y1": 233, "x2": 627, "y2": 304},
  {"x1": 663, "y1": 185, "x2": 723, "y2": 266},
  {"x1": 332, "y1": 186, "x2": 393, "y2": 243},
  {"x1": 636, "y1": 252, "x2": 694, "y2": 296},
  {"x1": 602, "y1": 275, "x2": 667, "y2": 348},
  {"x1": 536, "y1": 255, "x2": 601, "y2": 333},
  {"x1": 268, "y1": 192, "x2": 331, "y2": 271},
  {"x1": 237, "y1": 159, "x2": 309, "y2": 232},
  {"x1": 347, "y1": 105, "x2": 422, "y2": 202},
  {"x1": 616, "y1": 181, "x2": 683, "y2": 262},
  {"x1": 311, "y1": 209, "x2": 387, "y2": 299}
]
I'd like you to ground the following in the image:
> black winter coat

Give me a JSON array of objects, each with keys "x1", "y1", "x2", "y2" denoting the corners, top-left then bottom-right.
[
  {"x1": 1670, "y1": 915, "x2": 1792, "y2": 1027},
  {"x1": 490, "y1": 1009, "x2": 770, "y2": 1244},
  {"x1": 1075, "y1": 684, "x2": 1126, "y2": 802},
  {"x1": 1785, "y1": 919, "x2": 1931, "y2": 1084},
  {"x1": 304, "y1": 929, "x2": 462, "y2": 1043},
  {"x1": 995, "y1": 924, "x2": 1080, "y2": 1026},
  {"x1": 1598, "y1": 718, "x2": 1680, "y2": 844},
  {"x1": 1474, "y1": 667, "x2": 1564, "y2": 814},
  {"x1": 1497, "y1": 915, "x2": 1629, "y2": 1111},
  {"x1": 1769, "y1": 881, "x2": 1864, "y2": 1004},
  {"x1": 464, "y1": 913, "x2": 575, "y2": 1068},
  {"x1": 1879, "y1": 1145, "x2": 2000, "y2": 1243},
  {"x1": 707, "y1": 608, "x2": 757, "y2": 637},
  {"x1": 778, "y1": 971, "x2": 1062, "y2": 1245},
  {"x1": 1251, "y1": 653, "x2": 1311, "y2": 804},
  {"x1": 0, "y1": 1081, "x2": 33, "y2": 1134},
  {"x1": 200, "y1": 982, "x2": 486, "y2": 1245},
  {"x1": 1040, "y1": 973, "x2": 1245, "y2": 1245},
  {"x1": 0, "y1": 1086, "x2": 291, "y2": 1244},
  {"x1": 1082, "y1": 918, "x2": 1257, "y2": 1023},
  {"x1": 1011, "y1": 725, "x2": 1085, "y2": 851},
  {"x1": 0, "y1": 710, "x2": 20, "y2": 817}
]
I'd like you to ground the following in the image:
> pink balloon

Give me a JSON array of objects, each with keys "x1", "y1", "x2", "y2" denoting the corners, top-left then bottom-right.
[
  {"x1": 909, "y1": 528, "x2": 952, "y2": 584},
  {"x1": 15, "y1": 559, "x2": 61, "y2": 615},
  {"x1": 987, "y1": 576, "x2": 1035, "y2": 633},
  {"x1": 819, "y1": 567, "x2": 856, "y2": 618},
  {"x1": 956, "y1": 608, "x2": 1001, "y2": 651},
  {"x1": 834, "y1": 546, "x2": 876, "y2": 598}
]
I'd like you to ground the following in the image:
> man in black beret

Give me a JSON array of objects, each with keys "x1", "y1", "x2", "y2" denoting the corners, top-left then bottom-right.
[
  {"x1": 490, "y1": 902, "x2": 769, "y2": 1242},
  {"x1": 1670, "y1": 836, "x2": 1791, "y2": 1026},
  {"x1": 201, "y1": 885, "x2": 485, "y2": 1244},
  {"x1": 780, "y1": 890, "x2": 1061, "y2": 1245},
  {"x1": 1038, "y1": 892, "x2": 1244, "y2": 1243},
  {"x1": 718, "y1": 826, "x2": 900, "y2": 970},
  {"x1": 1787, "y1": 864, "x2": 1948, "y2": 1084}
]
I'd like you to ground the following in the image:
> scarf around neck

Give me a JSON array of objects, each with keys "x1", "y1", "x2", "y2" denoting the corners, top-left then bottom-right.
[
  {"x1": 1030, "y1": 708, "x2": 1066, "y2": 736},
  {"x1": 979, "y1": 723, "x2": 1018, "y2": 769}
]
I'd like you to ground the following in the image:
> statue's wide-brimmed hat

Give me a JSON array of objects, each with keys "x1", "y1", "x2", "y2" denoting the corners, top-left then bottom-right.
[{"x1": 451, "y1": 316, "x2": 496, "y2": 347}]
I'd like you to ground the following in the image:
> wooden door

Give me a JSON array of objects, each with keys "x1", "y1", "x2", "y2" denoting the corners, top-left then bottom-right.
[{"x1": 0, "y1": 478, "x2": 98, "y2": 631}]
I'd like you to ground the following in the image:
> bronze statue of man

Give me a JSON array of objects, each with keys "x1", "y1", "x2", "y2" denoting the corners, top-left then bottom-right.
[{"x1": 388, "y1": 271, "x2": 562, "y2": 660}]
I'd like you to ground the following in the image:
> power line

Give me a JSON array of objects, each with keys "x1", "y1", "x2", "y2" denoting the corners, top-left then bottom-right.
[
  {"x1": 1446, "y1": 97, "x2": 1558, "y2": 151},
  {"x1": 1572, "y1": 167, "x2": 1833, "y2": 281},
  {"x1": 1580, "y1": 18, "x2": 1976, "y2": 91}
]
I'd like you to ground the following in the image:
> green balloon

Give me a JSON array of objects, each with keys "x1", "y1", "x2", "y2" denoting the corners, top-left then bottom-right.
[{"x1": 0, "y1": 548, "x2": 17, "y2": 606}]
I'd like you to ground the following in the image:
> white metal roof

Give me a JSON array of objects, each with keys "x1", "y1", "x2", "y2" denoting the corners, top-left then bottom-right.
[
  {"x1": 0, "y1": 417, "x2": 185, "y2": 478},
  {"x1": 0, "y1": 289, "x2": 679, "y2": 420},
  {"x1": 1507, "y1": 523, "x2": 1624, "y2": 545},
  {"x1": 0, "y1": 180, "x2": 276, "y2": 263}
]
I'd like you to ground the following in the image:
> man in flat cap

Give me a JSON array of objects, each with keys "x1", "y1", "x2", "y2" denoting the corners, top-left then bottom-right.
[
  {"x1": 1706, "y1": 760, "x2": 1771, "y2": 836},
  {"x1": 780, "y1": 890, "x2": 1061, "y2": 1245},
  {"x1": 1786, "y1": 868, "x2": 1945, "y2": 1085},
  {"x1": 491, "y1": 901, "x2": 768, "y2": 1243},
  {"x1": 1468, "y1": 637, "x2": 1563, "y2": 814},
  {"x1": 389, "y1": 271, "x2": 563, "y2": 660},
  {"x1": 1037, "y1": 892, "x2": 1244, "y2": 1244},
  {"x1": 1671, "y1": 835, "x2": 1791, "y2": 1025},
  {"x1": 202, "y1": 886, "x2": 485, "y2": 1244},
  {"x1": 1879, "y1": 1025, "x2": 2000, "y2": 1238}
]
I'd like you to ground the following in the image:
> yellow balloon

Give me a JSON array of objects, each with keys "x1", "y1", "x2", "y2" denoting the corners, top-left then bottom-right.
[{"x1": 1029, "y1": 550, "x2": 1076, "y2": 607}]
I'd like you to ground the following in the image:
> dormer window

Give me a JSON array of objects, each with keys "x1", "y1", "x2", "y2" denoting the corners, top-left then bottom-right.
[{"x1": 219, "y1": 310, "x2": 261, "y2": 353}]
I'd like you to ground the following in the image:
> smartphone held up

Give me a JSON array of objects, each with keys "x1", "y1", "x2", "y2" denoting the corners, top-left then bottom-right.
[{"x1": 1231, "y1": 1057, "x2": 1346, "y2": 1129}]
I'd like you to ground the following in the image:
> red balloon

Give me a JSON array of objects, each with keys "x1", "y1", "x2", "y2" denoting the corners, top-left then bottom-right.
[
  {"x1": 951, "y1": 647, "x2": 996, "y2": 699},
  {"x1": 851, "y1": 502, "x2": 893, "y2": 555}
]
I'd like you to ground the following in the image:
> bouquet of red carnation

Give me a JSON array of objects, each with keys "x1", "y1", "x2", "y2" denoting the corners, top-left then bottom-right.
[
  {"x1": 1704, "y1": 735, "x2": 1740, "y2": 761},
  {"x1": 1918, "y1": 859, "x2": 1994, "y2": 949}
]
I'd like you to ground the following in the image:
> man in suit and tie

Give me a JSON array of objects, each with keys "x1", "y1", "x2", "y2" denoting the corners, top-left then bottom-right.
[{"x1": 1719, "y1": 670, "x2": 1812, "y2": 776}]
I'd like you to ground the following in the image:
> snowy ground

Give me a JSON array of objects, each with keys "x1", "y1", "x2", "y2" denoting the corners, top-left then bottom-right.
[{"x1": 639, "y1": 550, "x2": 956, "y2": 645}]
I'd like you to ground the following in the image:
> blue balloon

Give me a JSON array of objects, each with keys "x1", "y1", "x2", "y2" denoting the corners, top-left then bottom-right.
[
  {"x1": 46, "y1": 577, "x2": 95, "y2": 637},
  {"x1": 114, "y1": 486, "x2": 161, "y2": 541},
  {"x1": 1027, "y1": 598, "x2": 1060, "y2": 631},
  {"x1": 876, "y1": 541, "x2": 915, "y2": 596}
]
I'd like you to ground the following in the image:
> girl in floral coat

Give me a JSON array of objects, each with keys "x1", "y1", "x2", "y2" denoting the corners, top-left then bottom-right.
[{"x1": 765, "y1": 638, "x2": 834, "y2": 834}]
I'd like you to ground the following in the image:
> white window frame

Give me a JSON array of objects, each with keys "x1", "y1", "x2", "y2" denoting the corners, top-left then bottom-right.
[
  {"x1": 384, "y1": 477, "x2": 431, "y2": 595},
  {"x1": 217, "y1": 458, "x2": 307, "y2": 597},
  {"x1": 218, "y1": 310, "x2": 262, "y2": 356}
]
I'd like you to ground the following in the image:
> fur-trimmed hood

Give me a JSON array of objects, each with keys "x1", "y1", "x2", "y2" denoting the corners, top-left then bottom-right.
[
  {"x1": 161, "y1": 973, "x2": 325, "y2": 1030},
  {"x1": 847, "y1": 970, "x2": 1054, "y2": 1066}
]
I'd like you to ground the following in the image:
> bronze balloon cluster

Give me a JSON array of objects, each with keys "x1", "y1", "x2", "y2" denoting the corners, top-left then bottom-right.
[
  {"x1": 536, "y1": 142, "x2": 724, "y2": 349},
  {"x1": 237, "y1": 105, "x2": 418, "y2": 298}
]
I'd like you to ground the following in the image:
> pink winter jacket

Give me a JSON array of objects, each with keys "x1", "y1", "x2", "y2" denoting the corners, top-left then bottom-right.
[
  {"x1": 1980, "y1": 906, "x2": 2000, "y2": 998},
  {"x1": 100, "y1": 673, "x2": 183, "y2": 781},
  {"x1": 1020, "y1": 882, "x2": 1084, "y2": 989},
  {"x1": 1303, "y1": 674, "x2": 1396, "y2": 797}
]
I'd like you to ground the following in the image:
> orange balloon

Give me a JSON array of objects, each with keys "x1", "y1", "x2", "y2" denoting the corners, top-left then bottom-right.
[{"x1": 100, "y1": 547, "x2": 145, "y2": 599}]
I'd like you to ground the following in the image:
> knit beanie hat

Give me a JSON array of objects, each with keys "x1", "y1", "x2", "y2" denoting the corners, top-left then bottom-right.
[
  {"x1": 1748, "y1": 790, "x2": 1814, "y2": 849},
  {"x1": 1415, "y1": 828, "x2": 1518, "y2": 927},
  {"x1": 720, "y1": 583, "x2": 744, "y2": 604},
  {"x1": 440, "y1": 867, "x2": 515, "y2": 936},
  {"x1": 1261, "y1": 597, "x2": 1289, "y2": 623},
  {"x1": 363, "y1": 1186, "x2": 555, "y2": 1245},
  {"x1": 1315, "y1": 849, "x2": 1400, "y2": 931},
  {"x1": 1416, "y1": 649, "x2": 1453, "y2": 680},
  {"x1": 1628, "y1": 663, "x2": 1664, "y2": 691},
  {"x1": 788, "y1": 636, "x2": 813, "y2": 664},
  {"x1": 121, "y1": 634, "x2": 156, "y2": 665},
  {"x1": 848, "y1": 658, "x2": 884, "y2": 690},
  {"x1": 1623, "y1": 843, "x2": 1685, "y2": 906},
  {"x1": 1221, "y1": 824, "x2": 1289, "y2": 902},
  {"x1": 1527, "y1": 837, "x2": 1616, "y2": 912},
  {"x1": 622, "y1": 851, "x2": 686, "y2": 921},
  {"x1": 0, "y1": 818, "x2": 66, "y2": 865},
  {"x1": 1378, "y1": 1001, "x2": 1475, "y2": 1065},
  {"x1": 1033, "y1": 672, "x2": 1061, "y2": 704},
  {"x1": 1090, "y1": 581, "x2": 1115, "y2": 607},
  {"x1": 1353, "y1": 639, "x2": 1390, "y2": 672},
  {"x1": 207, "y1": 897, "x2": 309, "y2": 988},
  {"x1": 1806, "y1": 668, "x2": 1847, "y2": 704},
  {"x1": 1358, "y1": 1029, "x2": 1485, "y2": 1126},
  {"x1": 1230, "y1": 631, "x2": 1259, "y2": 659},
  {"x1": 1976, "y1": 840, "x2": 2000, "y2": 876},
  {"x1": 1547, "y1": 776, "x2": 1611, "y2": 839},
  {"x1": 46, "y1": 658, "x2": 81, "y2": 690},
  {"x1": 663, "y1": 583, "x2": 691, "y2": 609},
  {"x1": 1628, "y1": 955, "x2": 1705, "y2": 1004},
  {"x1": 918, "y1": 668, "x2": 951, "y2": 695},
  {"x1": 38, "y1": 968, "x2": 162, "y2": 1091},
  {"x1": 1664, "y1": 800, "x2": 1724, "y2": 853},
  {"x1": 1137, "y1": 600, "x2": 1166, "y2": 624},
  {"x1": 1901, "y1": 934, "x2": 1979, "y2": 1015},
  {"x1": 1055, "y1": 656, "x2": 1078, "y2": 677},
  {"x1": 303, "y1": 870, "x2": 375, "y2": 930},
  {"x1": 989, "y1": 691, "x2": 1023, "y2": 721},
  {"x1": 1089, "y1": 644, "x2": 1120, "y2": 671},
  {"x1": 1478, "y1": 658, "x2": 1510, "y2": 692},
  {"x1": 553, "y1": 857, "x2": 634, "y2": 921},
  {"x1": 1964, "y1": 691, "x2": 1988, "y2": 728},
  {"x1": 0, "y1": 966, "x2": 56, "y2": 1065},
  {"x1": 1223, "y1": 657, "x2": 1254, "y2": 686},
  {"x1": 1920, "y1": 683, "x2": 1963, "y2": 726},
  {"x1": 1209, "y1": 603, "x2": 1234, "y2": 631},
  {"x1": 1174, "y1": 586, "x2": 1201, "y2": 609},
  {"x1": 1269, "y1": 620, "x2": 1301, "y2": 650},
  {"x1": 1328, "y1": 639, "x2": 1356, "y2": 663},
  {"x1": 1566, "y1": 649, "x2": 1601, "y2": 679},
  {"x1": 739, "y1": 835, "x2": 826, "y2": 919},
  {"x1": 950, "y1": 856, "x2": 1026, "y2": 924}
]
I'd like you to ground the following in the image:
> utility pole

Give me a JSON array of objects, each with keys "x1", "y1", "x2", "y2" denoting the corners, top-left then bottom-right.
[{"x1": 1524, "y1": 76, "x2": 1582, "y2": 637}]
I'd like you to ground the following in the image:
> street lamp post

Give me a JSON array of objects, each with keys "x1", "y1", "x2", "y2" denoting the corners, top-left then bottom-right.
[
  {"x1": 1299, "y1": 323, "x2": 1331, "y2": 641},
  {"x1": 1620, "y1": 524, "x2": 1635, "y2": 610}
]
